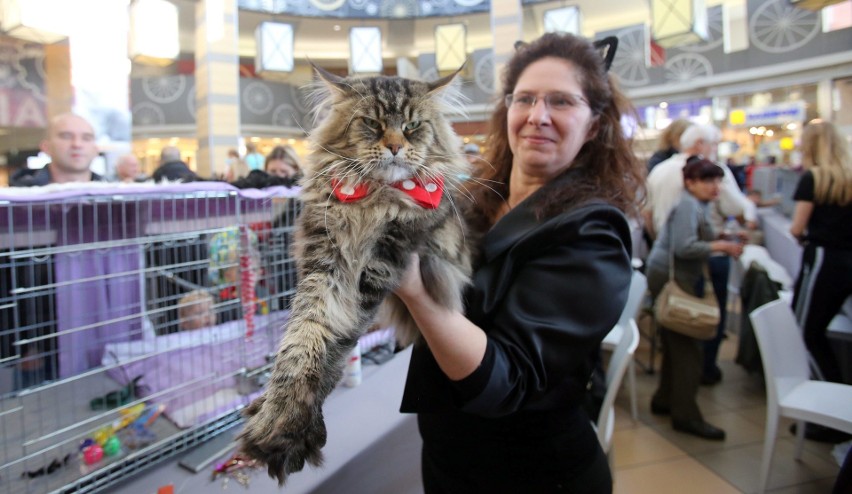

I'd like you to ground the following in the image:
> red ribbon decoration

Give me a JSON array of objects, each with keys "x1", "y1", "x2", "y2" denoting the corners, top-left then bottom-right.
[{"x1": 332, "y1": 176, "x2": 444, "y2": 209}]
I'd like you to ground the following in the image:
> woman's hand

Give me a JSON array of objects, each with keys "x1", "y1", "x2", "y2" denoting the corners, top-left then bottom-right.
[
  {"x1": 711, "y1": 240, "x2": 744, "y2": 259},
  {"x1": 395, "y1": 253, "x2": 426, "y2": 303}
]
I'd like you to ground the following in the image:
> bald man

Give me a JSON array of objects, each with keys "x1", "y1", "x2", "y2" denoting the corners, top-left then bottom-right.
[
  {"x1": 152, "y1": 145, "x2": 198, "y2": 182},
  {"x1": 11, "y1": 113, "x2": 104, "y2": 186},
  {"x1": 114, "y1": 154, "x2": 145, "y2": 182}
]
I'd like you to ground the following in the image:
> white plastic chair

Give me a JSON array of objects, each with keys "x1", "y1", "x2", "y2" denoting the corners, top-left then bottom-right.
[
  {"x1": 601, "y1": 270, "x2": 647, "y2": 421},
  {"x1": 750, "y1": 299, "x2": 852, "y2": 494},
  {"x1": 596, "y1": 304, "x2": 640, "y2": 455}
]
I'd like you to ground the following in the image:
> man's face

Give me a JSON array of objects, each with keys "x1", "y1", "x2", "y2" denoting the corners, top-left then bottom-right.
[
  {"x1": 117, "y1": 156, "x2": 141, "y2": 181},
  {"x1": 40, "y1": 115, "x2": 98, "y2": 175}
]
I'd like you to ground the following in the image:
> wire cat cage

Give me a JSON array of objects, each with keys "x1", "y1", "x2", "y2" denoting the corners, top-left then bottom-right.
[{"x1": 0, "y1": 182, "x2": 300, "y2": 493}]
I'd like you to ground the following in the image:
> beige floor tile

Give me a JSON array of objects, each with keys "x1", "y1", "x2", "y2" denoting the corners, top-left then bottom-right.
[
  {"x1": 766, "y1": 476, "x2": 838, "y2": 493},
  {"x1": 613, "y1": 457, "x2": 741, "y2": 494},
  {"x1": 611, "y1": 425, "x2": 686, "y2": 469},
  {"x1": 697, "y1": 440, "x2": 839, "y2": 493}
]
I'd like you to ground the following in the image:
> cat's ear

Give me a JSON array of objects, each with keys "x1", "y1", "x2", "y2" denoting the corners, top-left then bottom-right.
[
  {"x1": 310, "y1": 60, "x2": 348, "y2": 94},
  {"x1": 592, "y1": 36, "x2": 618, "y2": 72},
  {"x1": 427, "y1": 64, "x2": 465, "y2": 93}
]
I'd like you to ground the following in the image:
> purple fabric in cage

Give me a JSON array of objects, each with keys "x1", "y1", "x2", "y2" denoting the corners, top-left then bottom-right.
[
  {"x1": 103, "y1": 311, "x2": 289, "y2": 428},
  {"x1": 0, "y1": 183, "x2": 301, "y2": 378},
  {"x1": 55, "y1": 246, "x2": 145, "y2": 378}
]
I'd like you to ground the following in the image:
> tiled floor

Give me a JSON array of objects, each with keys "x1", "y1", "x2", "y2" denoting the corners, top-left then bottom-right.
[{"x1": 609, "y1": 317, "x2": 844, "y2": 494}]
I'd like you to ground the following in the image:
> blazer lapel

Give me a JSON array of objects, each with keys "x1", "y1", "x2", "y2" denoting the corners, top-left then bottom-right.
[{"x1": 483, "y1": 200, "x2": 541, "y2": 263}]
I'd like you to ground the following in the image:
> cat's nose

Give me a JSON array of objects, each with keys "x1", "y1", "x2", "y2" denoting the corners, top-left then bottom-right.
[{"x1": 387, "y1": 144, "x2": 402, "y2": 156}]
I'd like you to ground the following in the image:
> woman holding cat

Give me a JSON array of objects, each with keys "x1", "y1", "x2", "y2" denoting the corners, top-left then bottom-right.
[{"x1": 396, "y1": 32, "x2": 643, "y2": 493}]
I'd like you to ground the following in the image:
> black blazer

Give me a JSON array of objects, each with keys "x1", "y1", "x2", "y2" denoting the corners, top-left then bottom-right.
[{"x1": 401, "y1": 199, "x2": 632, "y2": 417}]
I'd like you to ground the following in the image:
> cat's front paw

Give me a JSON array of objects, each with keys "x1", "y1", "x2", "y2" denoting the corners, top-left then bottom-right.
[{"x1": 238, "y1": 394, "x2": 328, "y2": 485}]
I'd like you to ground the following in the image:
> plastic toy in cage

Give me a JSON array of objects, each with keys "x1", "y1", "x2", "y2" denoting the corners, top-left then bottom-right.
[{"x1": 208, "y1": 227, "x2": 261, "y2": 338}]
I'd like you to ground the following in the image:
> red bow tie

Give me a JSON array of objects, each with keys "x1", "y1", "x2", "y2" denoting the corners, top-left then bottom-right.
[{"x1": 332, "y1": 176, "x2": 444, "y2": 209}]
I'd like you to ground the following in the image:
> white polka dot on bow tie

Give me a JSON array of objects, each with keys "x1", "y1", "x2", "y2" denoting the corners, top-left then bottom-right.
[
  {"x1": 424, "y1": 183, "x2": 438, "y2": 193},
  {"x1": 402, "y1": 180, "x2": 416, "y2": 190},
  {"x1": 341, "y1": 185, "x2": 355, "y2": 195}
]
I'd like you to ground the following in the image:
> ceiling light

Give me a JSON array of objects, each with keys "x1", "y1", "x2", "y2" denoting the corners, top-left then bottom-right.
[
  {"x1": 128, "y1": 0, "x2": 180, "y2": 66},
  {"x1": 543, "y1": 6, "x2": 582, "y2": 35},
  {"x1": 651, "y1": 0, "x2": 709, "y2": 48},
  {"x1": 255, "y1": 21, "x2": 295, "y2": 73},
  {"x1": 0, "y1": 0, "x2": 70, "y2": 43},
  {"x1": 435, "y1": 23, "x2": 466, "y2": 72}
]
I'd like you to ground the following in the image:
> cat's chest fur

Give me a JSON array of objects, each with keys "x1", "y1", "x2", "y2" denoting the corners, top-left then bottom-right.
[{"x1": 296, "y1": 184, "x2": 448, "y2": 273}]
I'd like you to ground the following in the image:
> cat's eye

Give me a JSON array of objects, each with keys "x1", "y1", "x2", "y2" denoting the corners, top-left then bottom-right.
[
  {"x1": 404, "y1": 121, "x2": 421, "y2": 132},
  {"x1": 362, "y1": 117, "x2": 382, "y2": 130}
]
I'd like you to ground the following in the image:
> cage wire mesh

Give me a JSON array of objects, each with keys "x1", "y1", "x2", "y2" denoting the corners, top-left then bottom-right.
[{"x1": 0, "y1": 185, "x2": 299, "y2": 493}]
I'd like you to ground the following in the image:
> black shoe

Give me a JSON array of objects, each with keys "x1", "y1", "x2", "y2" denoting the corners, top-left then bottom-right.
[
  {"x1": 789, "y1": 423, "x2": 852, "y2": 444},
  {"x1": 673, "y1": 420, "x2": 726, "y2": 441},
  {"x1": 650, "y1": 401, "x2": 670, "y2": 416}
]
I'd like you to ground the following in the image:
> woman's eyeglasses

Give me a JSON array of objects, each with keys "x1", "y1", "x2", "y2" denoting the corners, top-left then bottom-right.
[{"x1": 504, "y1": 92, "x2": 588, "y2": 112}]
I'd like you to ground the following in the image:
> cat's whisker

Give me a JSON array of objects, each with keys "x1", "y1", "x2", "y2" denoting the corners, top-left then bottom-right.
[{"x1": 464, "y1": 177, "x2": 507, "y2": 204}]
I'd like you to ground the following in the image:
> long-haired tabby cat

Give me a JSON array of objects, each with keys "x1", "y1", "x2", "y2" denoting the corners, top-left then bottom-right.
[{"x1": 238, "y1": 66, "x2": 472, "y2": 484}]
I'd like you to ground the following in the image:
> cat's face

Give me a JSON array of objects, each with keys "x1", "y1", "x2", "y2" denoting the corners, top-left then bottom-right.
[{"x1": 308, "y1": 71, "x2": 465, "y2": 186}]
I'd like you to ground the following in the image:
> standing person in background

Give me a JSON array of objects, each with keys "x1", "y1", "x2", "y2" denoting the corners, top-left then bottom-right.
[
  {"x1": 645, "y1": 124, "x2": 757, "y2": 385},
  {"x1": 264, "y1": 145, "x2": 302, "y2": 183},
  {"x1": 225, "y1": 148, "x2": 250, "y2": 182},
  {"x1": 462, "y1": 142, "x2": 488, "y2": 175},
  {"x1": 394, "y1": 33, "x2": 643, "y2": 492},
  {"x1": 647, "y1": 158, "x2": 743, "y2": 440},
  {"x1": 790, "y1": 120, "x2": 852, "y2": 386},
  {"x1": 244, "y1": 142, "x2": 264, "y2": 171},
  {"x1": 152, "y1": 146, "x2": 198, "y2": 182},
  {"x1": 648, "y1": 119, "x2": 691, "y2": 171},
  {"x1": 11, "y1": 113, "x2": 104, "y2": 186},
  {"x1": 114, "y1": 154, "x2": 146, "y2": 182}
]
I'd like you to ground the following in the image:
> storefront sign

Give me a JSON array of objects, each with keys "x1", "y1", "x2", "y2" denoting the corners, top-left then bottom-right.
[{"x1": 728, "y1": 101, "x2": 806, "y2": 126}]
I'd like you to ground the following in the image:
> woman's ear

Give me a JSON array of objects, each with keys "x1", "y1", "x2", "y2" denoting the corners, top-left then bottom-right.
[{"x1": 584, "y1": 116, "x2": 601, "y2": 144}]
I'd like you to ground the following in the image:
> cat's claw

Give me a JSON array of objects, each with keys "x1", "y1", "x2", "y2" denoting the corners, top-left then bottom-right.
[{"x1": 238, "y1": 394, "x2": 328, "y2": 486}]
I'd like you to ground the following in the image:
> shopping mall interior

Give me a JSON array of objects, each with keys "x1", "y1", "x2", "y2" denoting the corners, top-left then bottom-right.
[
  {"x1": 1, "y1": 0, "x2": 851, "y2": 181},
  {"x1": 0, "y1": 0, "x2": 851, "y2": 493}
]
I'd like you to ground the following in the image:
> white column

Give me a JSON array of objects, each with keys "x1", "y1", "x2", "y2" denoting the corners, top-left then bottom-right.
[
  {"x1": 195, "y1": 0, "x2": 241, "y2": 178},
  {"x1": 489, "y1": 0, "x2": 524, "y2": 93}
]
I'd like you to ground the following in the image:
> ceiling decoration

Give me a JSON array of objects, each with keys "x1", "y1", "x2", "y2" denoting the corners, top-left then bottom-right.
[
  {"x1": 235, "y1": 0, "x2": 546, "y2": 19},
  {"x1": 748, "y1": 0, "x2": 820, "y2": 54}
]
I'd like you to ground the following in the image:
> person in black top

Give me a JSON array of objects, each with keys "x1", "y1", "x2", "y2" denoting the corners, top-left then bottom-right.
[
  {"x1": 647, "y1": 118, "x2": 690, "y2": 172},
  {"x1": 789, "y1": 120, "x2": 852, "y2": 385},
  {"x1": 11, "y1": 113, "x2": 104, "y2": 186},
  {"x1": 394, "y1": 33, "x2": 643, "y2": 493},
  {"x1": 152, "y1": 146, "x2": 198, "y2": 182}
]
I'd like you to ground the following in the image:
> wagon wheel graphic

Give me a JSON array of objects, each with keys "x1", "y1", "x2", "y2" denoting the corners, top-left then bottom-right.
[
  {"x1": 610, "y1": 25, "x2": 649, "y2": 87},
  {"x1": 678, "y1": 5, "x2": 723, "y2": 53},
  {"x1": 243, "y1": 81, "x2": 274, "y2": 115},
  {"x1": 142, "y1": 76, "x2": 186, "y2": 104},
  {"x1": 272, "y1": 104, "x2": 300, "y2": 129},
  {"x1": 749, "y1": 0, "x2": 819, "y2": 54},
  {"x1": 381, "y1": 0, "x2": 416, "y2": 17},
  {"x1": 289, "y1": 84, "x2": 310, "y2": 113},
  {"x1": 308, "y1": 0, "x2": 346, "y2": 11},
  {"x1": 453, "y1": 0, "x2": 485, "y2": 6},
  {"x1": 474, "y1": 52, "x2": 495, "y2": 95},
  {"x1": 665, "y1": 53, "x2": 713, "y2": 83},
  {"x1": 132, "y1": 102, "x2": 166, "y2": 126}
]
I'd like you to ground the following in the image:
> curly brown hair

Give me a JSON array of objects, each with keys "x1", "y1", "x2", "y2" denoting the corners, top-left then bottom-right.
[{"x1": 470, "y1": 33, "x2": 644, "y2": 225}]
